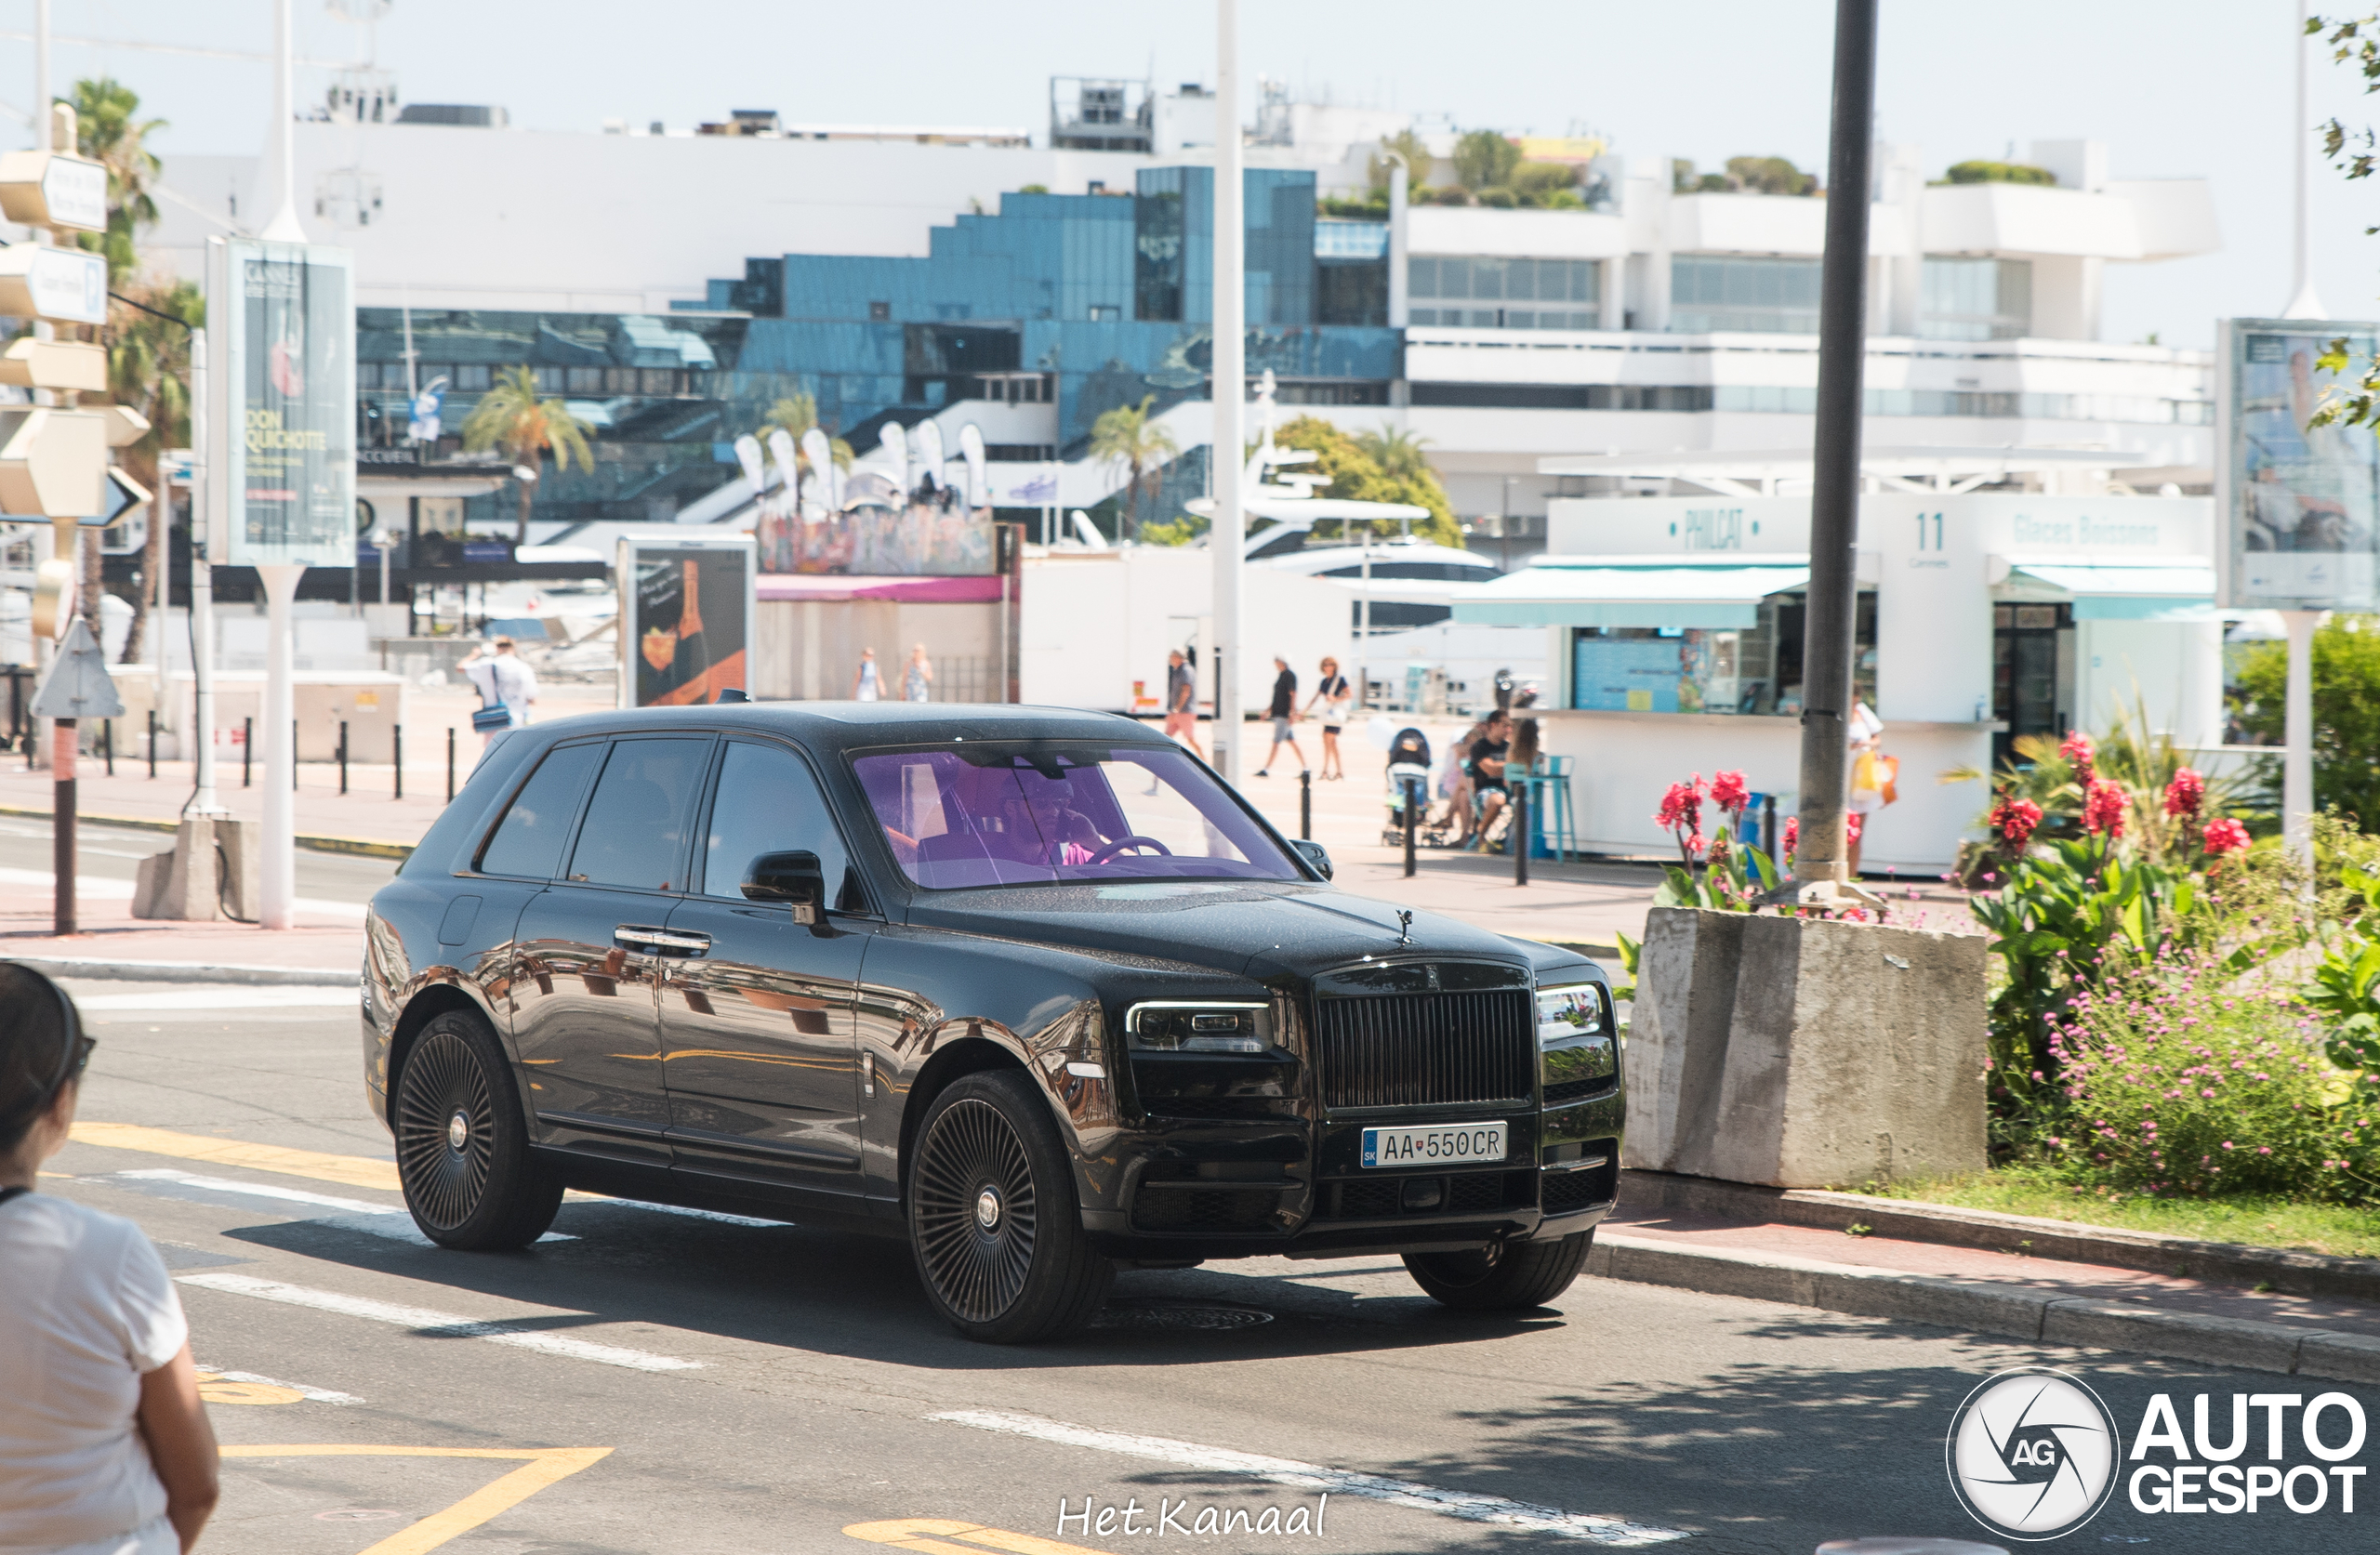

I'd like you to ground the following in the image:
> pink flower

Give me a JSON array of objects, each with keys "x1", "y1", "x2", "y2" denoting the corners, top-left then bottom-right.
[
  {"x1": 1686, "y1": 830, "x2": 1708, "y2": 857},
  {"x1": 2163, "y1": 768, "x2": 2205, "y2": 819},
  {"x1": 1990, "y1": 795, "x2": 2044, "y2": 849},
  {"x1": 2060, "y1": 730, "x2": 2096, "y2": 784},
  {"x1": 1782, "y1": 815, "x2": 1800, "y2": 854},
  {"x1": 1710, "y1": 770, "x2": 1750, "y2": 811},
  {"x1": 2202, "y1": 817, "x2": 2250, "y2": 857},
  {"x1": 2082, "y1": 779, "x2": 2127, "y2": 838},
  {"x1": 1846, "y1": 811, "x2": 1864, "y2": 844},
  {"x1": 1654, "y1": 775, "x2": 1706, "y2": 833}
]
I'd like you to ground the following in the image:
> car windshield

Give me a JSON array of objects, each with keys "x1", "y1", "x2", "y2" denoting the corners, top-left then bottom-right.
[{"x1": 852, "y1": 743, "x2": 1303, "y2": 890}]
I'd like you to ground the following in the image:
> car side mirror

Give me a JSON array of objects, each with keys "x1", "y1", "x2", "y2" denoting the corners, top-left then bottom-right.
[
  {"x1": 1290, "y1": 838, "x2": 1332, "y2": 881},
  {"x1": 742, "y1": 850, "x2": 825, "y2": 926}
]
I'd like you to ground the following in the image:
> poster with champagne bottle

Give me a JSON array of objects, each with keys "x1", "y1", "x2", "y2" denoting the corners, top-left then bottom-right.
[{"x1": 616, "y1": 537, "x2": 754, "y2": 708}]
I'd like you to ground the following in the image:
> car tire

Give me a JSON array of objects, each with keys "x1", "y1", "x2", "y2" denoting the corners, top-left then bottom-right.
[
  {"x1": 907, "y1": 1068, "x2": 1114, "y2": 1343},
  {"x1": 1403, "y1": 1228, "x2": 1593, "y2": 1311},
  {"x1": 392, "y1": 1009, "x2": 563, "y2": 1251}
]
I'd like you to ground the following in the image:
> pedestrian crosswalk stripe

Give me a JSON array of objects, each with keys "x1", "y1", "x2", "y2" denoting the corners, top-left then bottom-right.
[{"x1": 177, "y1": 1272, "x2": 703, "y2": 1373}]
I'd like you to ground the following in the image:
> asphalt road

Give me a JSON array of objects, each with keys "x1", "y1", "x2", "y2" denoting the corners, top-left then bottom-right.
[
  {"x1": 0, "y1": 815, "x2": 400, "y2": 903},
  {"x1": 25, "y1": 983, "x2": 2372, "y2": 1555}
]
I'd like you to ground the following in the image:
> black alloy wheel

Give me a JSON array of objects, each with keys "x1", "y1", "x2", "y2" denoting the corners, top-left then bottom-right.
[
  {"x1": 1404, "y1": 1228, "x2": 1595, "y2": 1311},
  {"x1": 907, "y1": 1069, "x2": 1113, "y2": 1343},
  {"x1": 392, "y1": 1009, "x2": 563, "y2": 1250}
]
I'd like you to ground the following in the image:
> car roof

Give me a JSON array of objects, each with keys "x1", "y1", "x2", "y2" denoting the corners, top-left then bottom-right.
[{"x1": 512, "y1": 701, "x2": 1164, "y2": 757}]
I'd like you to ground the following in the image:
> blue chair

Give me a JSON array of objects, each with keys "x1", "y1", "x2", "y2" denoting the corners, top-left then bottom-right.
[{"x1": 1522, "y1": 756, "x2": 1578, "y2": 862}]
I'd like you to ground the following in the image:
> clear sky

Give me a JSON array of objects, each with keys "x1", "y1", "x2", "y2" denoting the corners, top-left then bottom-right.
[{"x1": 5, "y1": 0, "x2": 2377, "y2": 349}]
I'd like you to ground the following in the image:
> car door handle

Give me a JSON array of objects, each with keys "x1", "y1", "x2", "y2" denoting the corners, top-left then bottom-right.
[{"x1": 616, "y1": 925, "x2": 710, "y2": 955}]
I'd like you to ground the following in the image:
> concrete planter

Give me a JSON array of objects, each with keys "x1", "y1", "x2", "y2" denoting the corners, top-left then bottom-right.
[{"x1": 1623, "y1": 906, "x2": 1988, "y2": 1189}]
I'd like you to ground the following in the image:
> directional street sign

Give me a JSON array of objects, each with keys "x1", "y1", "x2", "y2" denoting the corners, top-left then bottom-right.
[
  {"x1": 0, "y1": 406, "x2": 109, "y2": 518},
  {"x1": 0, "y1": 336, "x2": 108, "y2": 392},
  {"x1": 0, "y1": 149, "x2": 109, "y2": 232},
  {"x1": 82, "y1": 466, "x2": 152, "y2": 529},
  {"x1": 30, "y1": 616, "x2": 125, "y2": 719},
  {"x1": 0, "y1": 244, "x2": 107, "y2": 325}
]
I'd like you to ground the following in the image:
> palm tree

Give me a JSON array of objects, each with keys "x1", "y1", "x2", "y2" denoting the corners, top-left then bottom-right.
[
  {"x1": 462, "y1": 365, "x2": 595, "y2": 544},
  {"x1": 69, "y1": 77, "x2": 163, "y2": 283},
  {"x1": 758, "y1": 392, "x2": 853, "y2": 477},
  {"x1": 110, "y1": 280, "x2": 201, "y2": 664},
  {"x1": 1355, "y1": 425, "x2": 1434, "y2": 482},
  {"x1": 1087, "y1": 395, "x2": 1178, "y2": 539}
]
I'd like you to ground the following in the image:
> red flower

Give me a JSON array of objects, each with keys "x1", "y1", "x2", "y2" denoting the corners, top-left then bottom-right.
[
  {"x1": 1710, "y1": 770, "x2": 1750, "y2": 811},
  {"x1": 2163, "y1": 768, "x2": 2205, "y2": 819},
  {"x1": 2082, "y1": 778, "x2": 2127, "y2": 838},
  {"x1": 1782, "y1": 816, "x2": 1800, "y2": 855},
  {"x1": 1846, "y1": 811, "x2": 1863, "y2": 844},
  {"x1": 1989, "y1": 795, "x2": 2044, "y2": 849},
  {"x1": 1653, "y1": 774, "x2": 1706, "y2": 832},
  {"x1": 2202, "y1": 817, "x2": 2250, "y2": 857},
  {"x1": 2060, "y1": 731, "x2": 2096, "y2": 784}
]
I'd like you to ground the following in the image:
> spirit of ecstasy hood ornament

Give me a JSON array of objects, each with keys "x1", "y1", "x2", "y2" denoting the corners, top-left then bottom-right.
[{"x1": 1396, "y1": 909, "x2": 1413, "y2": 945}]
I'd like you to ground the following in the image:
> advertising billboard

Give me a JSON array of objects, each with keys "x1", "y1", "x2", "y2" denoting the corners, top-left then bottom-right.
[
  {"x1": 205, "y1": 238, "x2": 356, "y2": 568},
  {"x1": 618, "y1": 537, "x2": 754, "y2": 707},
  {"x1": 2217, "y1": 318, "x2": 2380, "y2": 611}
]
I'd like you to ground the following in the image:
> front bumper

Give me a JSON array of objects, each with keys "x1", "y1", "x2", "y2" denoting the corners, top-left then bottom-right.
[{"x1": 1080, "y1": 1084, "x2": 1622, "y2": 1262}]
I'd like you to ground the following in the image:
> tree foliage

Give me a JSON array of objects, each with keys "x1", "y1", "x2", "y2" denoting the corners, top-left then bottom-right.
[
  {"x1": 1270, "y1": 415, "x2": 1461, "y2": 548},
  {"x1": 461, "y1": 365, "x2": 595, "y2": 545},
  {"x1": 1368, "y1": 128, "x2": 1435, "y2": 191},
  {"x1": 1940, "y1": 159, "x2": 2056, "y2": 187},
  {"x1": 1449, "y1": 130, "x2": 1521, "y2": 192},
  {"x1": 2305, "y1": 14, "x2": 2380, "y2": 428},
  {"x1": 1087, "y1": 394, "x2": 1178, "y2": 540},
  {"x1": 755, "y1": 392, "x2": 852, "y2": 473},
  {"x1": 1671, "y1": 156, "x2": 1818, "y2": 196},
  {"x1": 109, "y1": 279, "x2": 200, "y2": 663},
  {"x1": 69, "y1": 77, "x2": 163, "y2": 283},
  {"x1": 2233, "y1": 614, "x2": 2380, "y2": 827}
]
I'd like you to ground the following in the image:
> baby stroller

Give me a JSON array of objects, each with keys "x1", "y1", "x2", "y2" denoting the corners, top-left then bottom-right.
[{"x1": 1380, "y1": 727, "x2": 1436, "y2": 845}]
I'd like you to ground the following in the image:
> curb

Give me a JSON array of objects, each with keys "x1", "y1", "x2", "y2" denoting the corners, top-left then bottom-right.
[
  {"x1": 1620, "y1": 1168, "x2": 2380, "y2": 1306},
  {"x1": 0, "y1": 804, "x2": 416, "y2": 861},
  {"x1": 7, "y1": 955, "x2": 356, "y2": 987},
  {"x1": 1588, "y1": 1231, "x2": 2380, "y2": 1386}
]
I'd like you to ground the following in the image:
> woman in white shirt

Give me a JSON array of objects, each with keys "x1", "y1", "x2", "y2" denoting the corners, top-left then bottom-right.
[
  {"x1": 1302, "y1": 657, "x2": 1354, "y2": 781},
  {"x1": 0, "y1": 964, "x2": 219, "y2": 1555}
]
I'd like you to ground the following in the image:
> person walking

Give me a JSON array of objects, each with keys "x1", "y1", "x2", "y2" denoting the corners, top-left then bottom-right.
[
  {"x1": 458, "y1": 636, "x2": 536, "y2": 747},
  {"x1": 903, "y1": 644, "x2": 934, "y2": 703},
  {"x1": 1161, "y1": 648, "x2": 1203, "y2": 759},
  {"x1": 0, "y1": 963, "x2": 220, "y2": 1555},
  {"x1": 1253, "y1": 657, "x2": 1306, "y2": 778},
  {"x1": 1303, "y1": 656, "x2": 1352, "y2": 780},
  {"x1": 852, "y1": 647, "x2": 881, "y2": 702}
]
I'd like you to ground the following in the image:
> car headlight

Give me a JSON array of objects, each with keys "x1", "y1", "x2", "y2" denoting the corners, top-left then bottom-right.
[
  {"x1": 1537, "y1": 982, "x2": 1616, "y2": 1090},
  {"x1": 1126, "y1": 1001, "x2": 1275, "y2": 1055}
]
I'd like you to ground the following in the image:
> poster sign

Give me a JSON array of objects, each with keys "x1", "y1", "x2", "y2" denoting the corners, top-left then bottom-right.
[
  {"x1": 2217, "y1": 318, "x2": 2380, "y2": 611},
  {"x1": 618, "y1": 537, "x2": 753, "y2": 707},
  {"x1": 205, "y1": 238, "x2": 355, "y2": 567}
]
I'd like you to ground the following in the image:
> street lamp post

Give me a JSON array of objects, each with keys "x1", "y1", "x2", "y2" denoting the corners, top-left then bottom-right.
[{"x1": 1209, "y1": 0, "x2": 1245, "y2": 781}]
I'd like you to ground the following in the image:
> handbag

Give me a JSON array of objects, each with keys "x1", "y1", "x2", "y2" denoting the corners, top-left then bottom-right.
[{"x1": 470, "y1": 703, "x2": 513, "y2": 733}]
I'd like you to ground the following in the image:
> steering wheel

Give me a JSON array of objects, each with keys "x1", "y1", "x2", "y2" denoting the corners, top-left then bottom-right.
[{"x1": 1085, "y1": 835, "x2": 1172, "y2": 864}]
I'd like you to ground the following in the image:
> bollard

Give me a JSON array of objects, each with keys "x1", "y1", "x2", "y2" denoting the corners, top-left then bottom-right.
[
  {"x1": 102, "y1": 718, "x2": 112, "y2": 777},
  {"x1": 1514, "y1": 784, "x2": 1529, "y2": 886},
  {"x1": 445, "y1": 727, "x2": 456, "y2": 802},
  {"x1": 338, "y1": 720, "x2": 349, "y2": 795},
  {"x1": 146, "y1": 708, "x2": 156, "y2": 779},
  {"x1": 242, "y1": 716, "x2": 252, "y2": 787},
  {"x1": 1764, "y1": 794, "x2": 1779, "y2": 865},
  {"x1": 53, "y1": 718, "x2": 75, "y2": 935},
  {"x1": 1402, "y1": 776, "x2": 1418, "y2": 878},
  {"x1": 393, "y1": 725, "x2": 403, "y2": 800},
  {"x1": 1300, "y1": 769, "x2": 1312, "y2": 841}
]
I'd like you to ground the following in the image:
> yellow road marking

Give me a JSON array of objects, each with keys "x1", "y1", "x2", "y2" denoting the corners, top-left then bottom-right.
[
  {"x1": 220, "y1": 1445, "x2": 611, "y2": 1555},
  {"x1": 194, "y1": 1372, "x2": 305, "y2": 1406},
  {"x1": 69, "y1": 1123, "x2": 402, "y2": 1193},
  {"x1": 844, "y1": 1520, "x2": 1118, "y2": 1555}
]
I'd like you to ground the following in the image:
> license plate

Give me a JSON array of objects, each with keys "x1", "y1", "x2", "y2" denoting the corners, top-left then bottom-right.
[{"x1": 1361, "y1": 1122, "x2": 1506, "y2": 1169}]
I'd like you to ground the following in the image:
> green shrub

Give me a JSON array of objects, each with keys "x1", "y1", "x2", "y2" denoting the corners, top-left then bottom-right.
[
  {"x1": 1941, "y1": 160, "x2": 2056, "y2": 187},
  {"x1": 2042, "y1": 951, "x2": 2378, "y2": 1201}
]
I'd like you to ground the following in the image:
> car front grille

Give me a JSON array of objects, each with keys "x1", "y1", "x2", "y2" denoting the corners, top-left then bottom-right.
[
  {"x1": 1315, "y1": 990, "x2": 1536, "y2": 1111},
  {"x1": 1130, "y1": 1186, "x2": 1280, "y2": 1233}
]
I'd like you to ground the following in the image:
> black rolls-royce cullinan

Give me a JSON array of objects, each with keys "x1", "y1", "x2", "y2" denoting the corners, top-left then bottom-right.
[{"x1": 362, "y1": 704, "x2": 1620, "y2": 1342}]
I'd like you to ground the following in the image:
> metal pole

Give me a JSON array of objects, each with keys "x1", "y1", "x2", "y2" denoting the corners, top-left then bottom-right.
[
  {"x1": 393, "y1": 723, "x2": 403, "y2": 800},
  {"x1": 2283, "y1": 609, "x2": 2321, "y2": 863},
  {"x1": 52, "y1": 717, "x2": 73, "y2": 935},
  {"x1": 101, "y1": 718, "x2": 111, "y2": 776},
  {"x1": 2286, "y1": 0, "x2": 2326, "y2": 319},
  {"x1": 1513, "y1": 783, "x2": 1529, "y2": 884},
  {"x1": 1210, "y1": 0, "x2": 1245, "y2": 783},
  {"x1": 1386, "y1": 155, "x2": 1409, "y2": 328},
  {"x1": 1790, "y1": 0, "x2": 1879, "y2": 903},
  {"x1": 1300, "y1": 768, "x2": 1311, "y2": 840},
  {"x1": 445, "y1": 725, "x2": 455, "y2": 802},
  {"x1": 1402, "y1": 775, "x2": 1418, "y2": 877},
  {"x1": 145, "y1": 708, "x2": 155, "y2": 778},
  {"x1": 190, "y1": 321, "x2": 222, "y2": 816},
  {"x1": 259, "y1": 564, "x2": 303, "y2": 929},
  {"x1": 260, "y1": 0, "x2": 306, "y2": 244},
  {"x1": 338, "y1": 718, "x2": 349, "y2": 795},
  {"x1": 242, "y1": 715, "x2": 251, "y2": 787}
]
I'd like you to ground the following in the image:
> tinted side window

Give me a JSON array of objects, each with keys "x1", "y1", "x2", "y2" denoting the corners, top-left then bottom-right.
[
  {"x1": 566, "y1": 737, "x2": 710, "y2": 891},
  {"x1": 476, "y1": 743, "x2": 600, "y2": 878},
  {"x1": 702, "y1": 741, "x2": 853, "y2": 905}
]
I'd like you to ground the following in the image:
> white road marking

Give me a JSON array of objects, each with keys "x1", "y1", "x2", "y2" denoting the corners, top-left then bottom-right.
[
  {"x1": 176, "y1": 1272, "x2": 703, "y2": 1373},
  {"x1": 108, "y1": 1168, "x2": 576, "y2": 1244},
  {"x1": 75, "y1": 987, "x2": 358, "y2": 1010},
  {"x1": 567, "y1": 1193, "x2": 785, "y2": 1229},
  {"x1": 929, "y1": 1410, "x2": 1690, "y2": 1547},
  {"x1": 195, "y1": 1365, "x2": 363, "y2": 1404}
]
